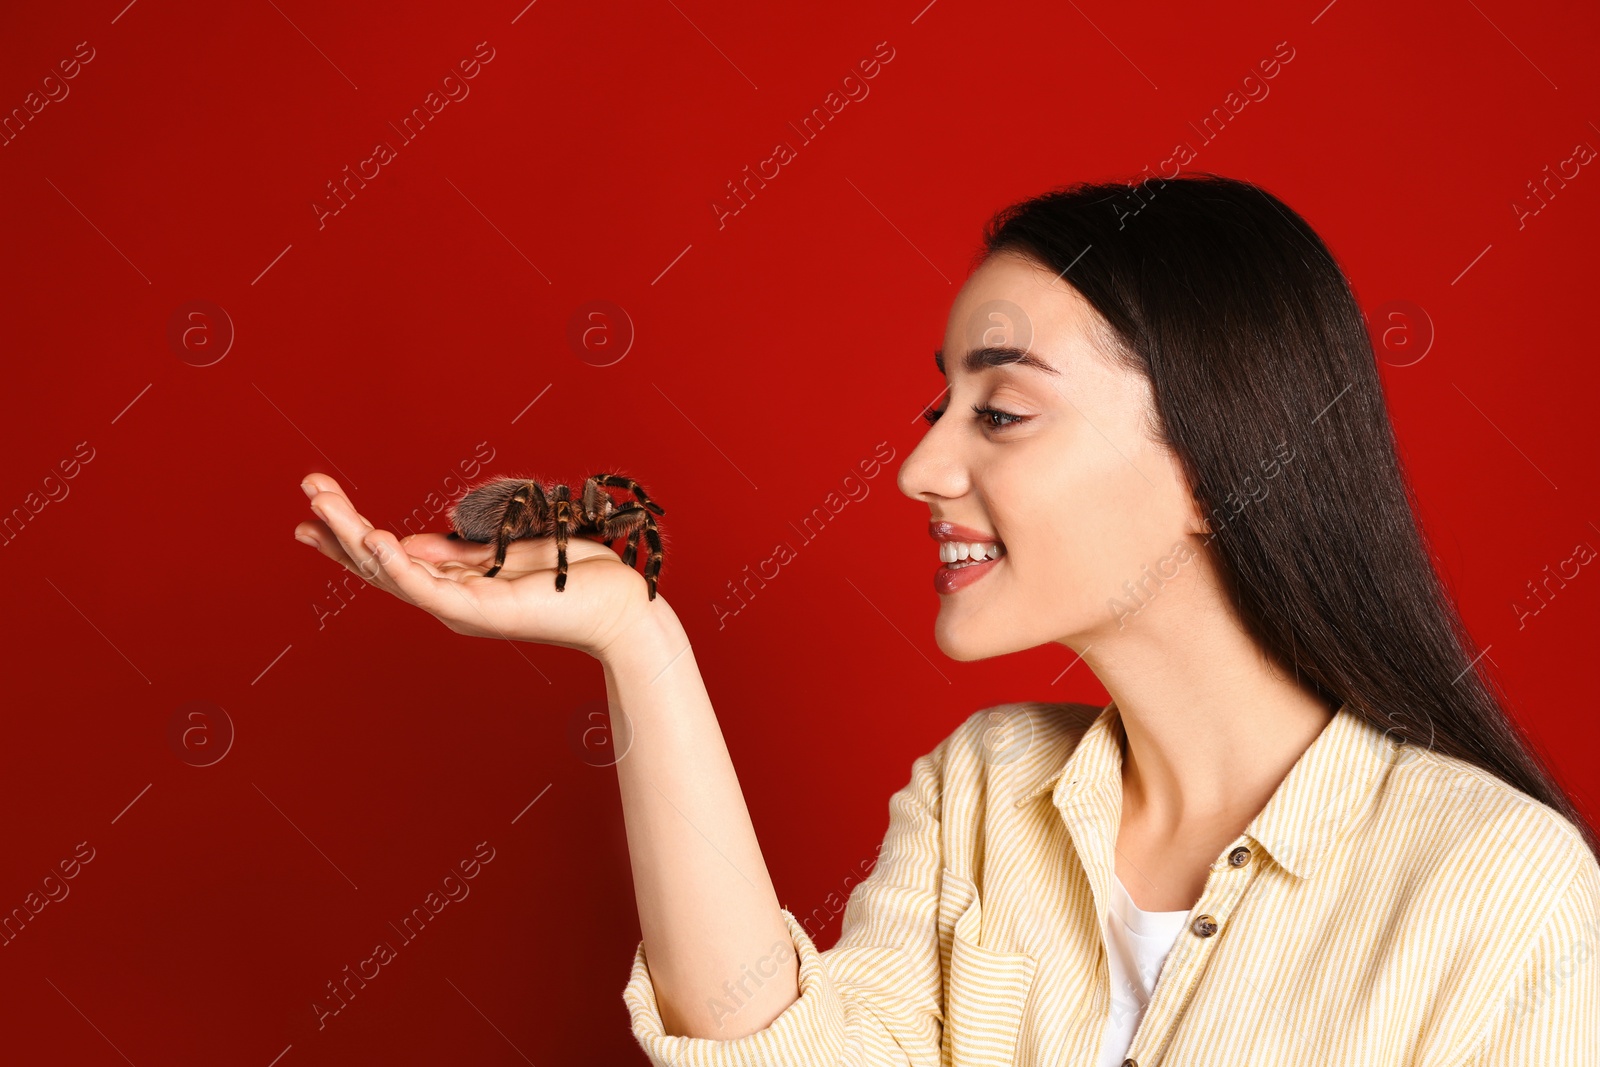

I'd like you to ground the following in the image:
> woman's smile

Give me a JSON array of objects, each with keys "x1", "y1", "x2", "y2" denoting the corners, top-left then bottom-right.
[{"x1": 927, "y1": 519, "x2": 1007, "y2": 594}]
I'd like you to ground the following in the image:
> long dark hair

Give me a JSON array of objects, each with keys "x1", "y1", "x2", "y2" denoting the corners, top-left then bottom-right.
[{"x1": 979, "y1": 172, "x2": 1598, "y2": 860}]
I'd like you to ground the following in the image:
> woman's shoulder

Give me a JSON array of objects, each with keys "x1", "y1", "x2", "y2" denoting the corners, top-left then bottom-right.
[
  {"x1": 917, "y1": 700, "x2": 1104, "y2": 805},
  {"x1": 1387, "y1": 744, "x2": 1593, "y2": 861},
  {"x1": 950, "y1": 698, "x2": 1101, "y2": 744},
  {"x1": 1374, "y1": 741, "x2": 1599, "y2": 913},
  {"x1": 1366, "y1": 743, "x2": 1600, "y2": 1043}
]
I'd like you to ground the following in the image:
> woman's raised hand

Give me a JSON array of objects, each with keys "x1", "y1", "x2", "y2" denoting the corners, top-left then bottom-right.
[
  {"x1": 295, "y1": 476, "x2": 798, "y2": 1042},
  {"x1": 292, "y1": 473, "x2": 667, "y2": 659}
]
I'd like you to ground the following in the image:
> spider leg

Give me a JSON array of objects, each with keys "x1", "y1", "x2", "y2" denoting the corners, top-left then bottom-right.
[
  {"x1": 593, "y1": 473, "x2": 665, "y2": 517},
  {"x1": 599, "y1": 504, "x2": 649, "y2": 568},
  {"x1": 594, "y1": 505, "x2": 663, "y2": 599},
  {"x1": 579, "y1": 476, "x2": 610, "y2": 527},
  {"x1": 603, "y1": 504, "x2": 664, "y2": 600},
  {"x1": 639, "y1": 510, "x2": 664, "y2": 600},
  {"x1": 576, "y1": 476, "x2": 622, "y2": 559},
  {"x1": 485, "y1": 481, "x2": 549, "y2": 578},
  {"x1": 551, "y1": 484, "x2": 574, "y2": 592}
]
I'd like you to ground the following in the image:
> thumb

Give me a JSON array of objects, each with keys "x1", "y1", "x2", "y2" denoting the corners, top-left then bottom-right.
[{"x1": 399, "y1": 531, "x2": 497, "y2": 566}]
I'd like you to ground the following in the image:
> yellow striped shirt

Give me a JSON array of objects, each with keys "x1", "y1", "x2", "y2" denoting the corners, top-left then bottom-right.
[{"x1": 624, "y1": 699, "x2": 1600, "y2": 1065}]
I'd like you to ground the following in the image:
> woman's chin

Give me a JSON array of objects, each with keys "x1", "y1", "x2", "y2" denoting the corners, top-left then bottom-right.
[{"x1": 933, "y1": 617, "x2": 1020, "y2": 663}]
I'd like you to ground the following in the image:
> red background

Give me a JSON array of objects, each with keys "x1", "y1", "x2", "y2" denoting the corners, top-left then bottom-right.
[{"x1": 2, "y1": 1, "x2": 1597, "y2": 1063}]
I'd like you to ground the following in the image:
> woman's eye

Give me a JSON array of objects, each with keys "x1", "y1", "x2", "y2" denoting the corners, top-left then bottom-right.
[
  {"x1": 978, "y1": 406, "x2": 1025, "y2": 429},
  {"x1": 920, "y1": 404, "x2": 1025, "y2": 430}
]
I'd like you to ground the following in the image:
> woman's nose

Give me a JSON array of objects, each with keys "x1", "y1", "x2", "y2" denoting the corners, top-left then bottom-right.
[{"x1": 898, "y1": 424, "x2": 967, "y2": 503}]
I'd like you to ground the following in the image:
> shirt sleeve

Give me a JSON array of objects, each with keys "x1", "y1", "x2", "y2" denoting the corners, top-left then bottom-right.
[
  {"x1": 622, "y1": 735, "x2": 951, "y2": 1067},
  {"x1": 1464, "y1": 845, "x2": 1600, "y2": 1065}
]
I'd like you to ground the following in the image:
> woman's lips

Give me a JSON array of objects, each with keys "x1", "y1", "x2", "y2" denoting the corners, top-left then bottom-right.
[
  {"x1": 929, "y1": 520, "x2": 1003, "y2": 544},
  {"x1": 928, "y1": 520, "x2": 1005, "y2": 596},
  {"x1": 935, "y1": 554, "x2": 1002, "y2": 595}
]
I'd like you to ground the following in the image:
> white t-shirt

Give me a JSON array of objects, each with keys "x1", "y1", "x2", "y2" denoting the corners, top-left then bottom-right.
[{"x1": 1097, "y1": 872, "x2": 1192, "y2": 1067}]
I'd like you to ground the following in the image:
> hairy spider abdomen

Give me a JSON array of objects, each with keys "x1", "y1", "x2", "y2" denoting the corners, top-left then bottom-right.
[
  {"x1": 448, "y1": 479, "x2": 546, "y2": 543},
  {"x1": 446, "y1": 473, "x2": 668, "y2": 599}
]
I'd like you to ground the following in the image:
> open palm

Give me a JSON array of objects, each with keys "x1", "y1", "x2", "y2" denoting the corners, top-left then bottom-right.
[{"x1": 293, "y1": 473, "x2": 664, "y2": 658}]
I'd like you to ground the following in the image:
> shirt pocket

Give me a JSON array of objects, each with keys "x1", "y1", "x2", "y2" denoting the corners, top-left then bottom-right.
[{"x1": 941, "y1": 868, "x2": 1038, "y2": 1067}]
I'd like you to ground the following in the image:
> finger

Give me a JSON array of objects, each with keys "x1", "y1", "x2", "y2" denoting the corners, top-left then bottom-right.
[
  {"x1": 398, "y1": 531, "x2": 498, "y2": 566},
  {"x1": 295, "y1": 517, "x2": 384, "y2": 584},
  {"x1": 301, "y1": 474, "x2": 383, "y2": 553},
  {"x1": 298, "y1": 475, "x2": 371, "y2": 573},
  {"x1": 302, "y1": 478, "x2": 368, "y2": 529},
  {"x1": 297, "y1": 512, "x2": 452, "y2": 588},
  {"x1": 408, "y1": 555, "x2": 450, "y2": 580},
  {"x1": 300, "y1": 473, "x2": 347, "y2": 503},
  {"x1": 362, "y1": 529, "x2": 468, "y2": 608},
  {"x1": 294, "y1": 519, "x2": 356, "y2": 570},
  {"x1": 304, "y1": 485, "x2": 385, "y2": 582}
]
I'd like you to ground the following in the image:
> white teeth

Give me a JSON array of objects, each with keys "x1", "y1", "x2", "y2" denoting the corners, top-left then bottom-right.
[{"x1": 940, "y1": 541, "x2": 1005, "y2": 564}]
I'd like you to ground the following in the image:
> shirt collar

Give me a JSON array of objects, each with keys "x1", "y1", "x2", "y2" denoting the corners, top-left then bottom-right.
[{"x1": 1014, "y1": 697, "x2": 1391, "y2": 880}]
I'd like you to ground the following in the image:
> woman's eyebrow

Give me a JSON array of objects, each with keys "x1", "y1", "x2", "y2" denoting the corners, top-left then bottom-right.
[
  {"x1": 928, "y1": 347, "x2": 1062, "y2": 379},
  {"x1": 933, "y1": 345, "x2": 1061, "y2": 377}
]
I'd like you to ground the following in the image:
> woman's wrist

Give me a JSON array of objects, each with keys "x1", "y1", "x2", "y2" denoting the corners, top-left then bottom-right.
[{"x1": 591, "y1": 597, "x2": 689, "y2": 678}]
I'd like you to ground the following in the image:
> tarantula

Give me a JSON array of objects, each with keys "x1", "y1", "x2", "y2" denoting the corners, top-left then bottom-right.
[{"x1": 445, "y1": 475, "x2": 666, "y2": 599}]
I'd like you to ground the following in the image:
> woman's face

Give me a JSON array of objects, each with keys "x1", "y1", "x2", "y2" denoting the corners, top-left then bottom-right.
[{"x1": 897, "y1": 250, "x2": 1211, "y2": 662}]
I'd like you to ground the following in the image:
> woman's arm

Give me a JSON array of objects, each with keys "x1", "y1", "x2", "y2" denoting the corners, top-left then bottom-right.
[
  {"x1": 621, "y1": 708, "x2": 951, "y2": 1067},
  {"x1": 1458, "y1": 844, "x2": 1600, "y2": 1064},
  {"x1": 597, "y1": 606, "x2": 799, "y2": 1038},
  {"x1": 292, "y1": 473, "x2": 944, "y2": 1060}
]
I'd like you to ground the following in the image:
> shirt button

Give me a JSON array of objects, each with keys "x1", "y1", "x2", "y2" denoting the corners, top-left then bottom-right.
[
  {"x1": 1227, "y1": 846, "x2": 1251, "y2": 868},
  {"x1": 1191, "y1": 914, "x2": 1219, "y2": 937},
  {"x1": 1121, "y1": 1060, "x2": 1137, "y2": 1067}
]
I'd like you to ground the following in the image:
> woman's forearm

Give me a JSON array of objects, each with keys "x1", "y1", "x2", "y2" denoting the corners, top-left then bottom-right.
[{"x1": 598, "y1": 605, "x2": 799, "y2": 1039}]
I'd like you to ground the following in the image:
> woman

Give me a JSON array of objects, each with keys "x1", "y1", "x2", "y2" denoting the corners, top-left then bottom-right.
[{"x1": 293, "y1": 174, "x2": 1599, "y2": 1065}]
